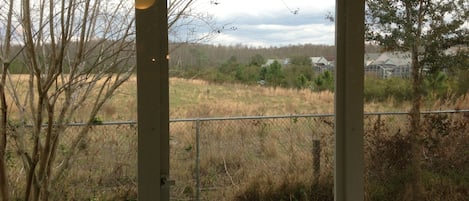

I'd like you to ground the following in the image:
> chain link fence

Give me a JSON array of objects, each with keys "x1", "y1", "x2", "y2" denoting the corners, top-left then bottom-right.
[
  {"x1": 170, "y1": 110, "x2": 469, "y2": 201},
  {"x1": 5, "y1": 110, "x2": 469, "y2": 200},
  {"x1": 170, "y1": 114, "x2": 335, "y2": 201},
  {"x1": 5, "y1": 123, "x2": 138, "y2": 200}
]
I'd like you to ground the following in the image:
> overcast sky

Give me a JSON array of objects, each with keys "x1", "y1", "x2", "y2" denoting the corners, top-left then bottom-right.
[{"x1": 194, "y1": 0, "x2": 336, "y2": 47}]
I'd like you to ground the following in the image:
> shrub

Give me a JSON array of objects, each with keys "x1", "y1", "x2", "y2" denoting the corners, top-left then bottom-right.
[
  {"x1": 313, "y1": 71, "x2": 334, "y2": 92},
  {"x1": 365, "y1": 113, "x2": 469, "y2": 200},
  {"x1": 364, "y1": 77, "x2": 412, "y2": 102},
  {"x1": 455, "y1": 69, "x2": 469, "y2": 96},
  {"x1": 234, "y1": 175, "x2": 333, "y2": 201}
]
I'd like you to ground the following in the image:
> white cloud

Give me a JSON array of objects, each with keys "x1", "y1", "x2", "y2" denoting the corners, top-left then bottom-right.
[
  {"x1": 196, "y1": 0, "x2": 336, "y2": 47},
  {"x1": 204, "y1": 23, "x2": 334, "y2": 47},
  {"x1": 204, "y1": 0, "x2": 335, "y2": 20}
]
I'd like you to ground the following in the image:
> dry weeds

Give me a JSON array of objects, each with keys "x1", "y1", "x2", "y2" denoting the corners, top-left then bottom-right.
[{"x1": 4, "y1": 75, "x2": 468, "y2": 200}]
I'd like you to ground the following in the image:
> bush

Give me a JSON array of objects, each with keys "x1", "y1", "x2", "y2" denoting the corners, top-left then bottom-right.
[
  {"x1": 455, "y1": 69, "x2": 469, "y2": 96},
  {"x1": 313, "y1": 71, "x2": 334, "y2": 92},
  {"x1": 365, "y1": 113, "x2": 469, "y2": 201},
  {"x1": 234, "y1": 175, "x2": 333, "y2": 201},
  {"x1": 364, "y1": 77, "x2": 412, "y2": 102}
]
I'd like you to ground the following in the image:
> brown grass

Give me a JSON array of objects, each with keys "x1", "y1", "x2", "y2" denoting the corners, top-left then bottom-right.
[
  {"x1": 107, "y1": 77, "x2": 468, "y2": 120},
  {"x1": 6, "y1": 75, "x2": 467, "y2": 122},
  {"x1": 4, "y1": 75, "x2": 468, "y2": 200}
]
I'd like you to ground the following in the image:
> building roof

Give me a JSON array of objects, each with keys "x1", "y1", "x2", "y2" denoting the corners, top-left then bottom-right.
[
  {"x1": 364, "y1": 53, "x2": 381, "y2": 66},
  {"x1": 262, "y1": 58, "x2": 289, "y2": 67},
  {"x1": 371, "y1": 51, "x2": 411, "y2": 66},
  {"x1": 310, "y1": 57, "x2": 330, "y2": 66}
]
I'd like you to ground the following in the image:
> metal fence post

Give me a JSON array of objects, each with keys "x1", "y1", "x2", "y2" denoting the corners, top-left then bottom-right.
[
  {"x1": 313, "y1": 140, "x2": 321, "y2": 184},
  {"x1": 377, "y1": 114, "x2": 381, "y2": 130},
  {"x1": 195, "y1": 119, "x2": 201, "y2": 201}
]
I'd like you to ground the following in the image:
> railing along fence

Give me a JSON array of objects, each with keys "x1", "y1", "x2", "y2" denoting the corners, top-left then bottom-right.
[
  {"x1": 5, "y1": 110, "x2": 469, "y2": 200},
  {"x1": 169, "y1": 110, "x2": 469, "y2": 201}
]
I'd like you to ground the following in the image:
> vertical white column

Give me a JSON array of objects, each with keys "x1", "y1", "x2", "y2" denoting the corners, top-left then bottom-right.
[
  {"x1": 136, "y1": 0, "x2": 170, "y2": 200},
  {"x1": 334, "y1": 0, "x2": 365, "y2": 200}
]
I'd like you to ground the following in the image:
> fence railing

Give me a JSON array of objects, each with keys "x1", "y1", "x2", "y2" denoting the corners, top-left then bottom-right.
[
  {"x1": 6, "y1": 109, "x2": 469, "y2": 200},
  {"x1": 166, "y1": 109, "x2": 469, "y2": 201}
]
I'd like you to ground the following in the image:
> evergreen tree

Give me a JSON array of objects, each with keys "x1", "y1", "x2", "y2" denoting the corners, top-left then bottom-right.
[
  {"x1": 313, "y1": 71, "x2": 334, "y2": 92},
  {"x1": 366, "y1": 0, "x2": 468, "y2": 199},
  {"x1": 249, "y1": 54, "x2": 266, "y2": 67},
  {"x1": 266, "y1": 61, "x2": 285, "y2": 87}
]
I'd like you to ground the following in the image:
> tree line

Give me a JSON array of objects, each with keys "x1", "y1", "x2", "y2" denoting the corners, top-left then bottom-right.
[
  {"x1": 168, "y1": 42, "x2": 381, "y2": 68},
  {"x1": 169, "y1": 44, "x2": 468, "y2": 102}
]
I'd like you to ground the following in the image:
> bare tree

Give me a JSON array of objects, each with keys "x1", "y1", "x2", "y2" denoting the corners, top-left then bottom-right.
[
  {"x1": 168, "y1": 0, "x2": 224, "y2": 46},
  {"x1": 0, "y1": 0, "x2": 135, "y2": 200},
  {"x1": 19, "y1": 1, "x2": 135, "y2": 200},
  {"x1": 0, "y1": 0, "x2": 15, "y2": 200},
  {"x1": 0, "y1": 0, "x2": 220, "y2": 200}
]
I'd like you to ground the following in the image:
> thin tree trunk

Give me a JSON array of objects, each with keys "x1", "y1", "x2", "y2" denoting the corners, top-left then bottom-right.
[
  {"x1": 408, "y1": 45, "x2": 424, "y2": 201},
  {"x1": 0, "y1": 159, "x2": 8, "y2": 201},
  {"x1": 0, "y1": 62, "x2": 10, "y2": 201},
  {"x1": 0, "y1": 0, "x2": 14, "y2": 199},
  {"x1": 407, "y1": 1, "x2": 427, "y2": 200}
]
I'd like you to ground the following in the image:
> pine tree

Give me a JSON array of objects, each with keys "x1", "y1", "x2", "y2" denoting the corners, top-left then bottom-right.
[{"x1": 365, "y1": 0, "x2": 468, "y2": 200}]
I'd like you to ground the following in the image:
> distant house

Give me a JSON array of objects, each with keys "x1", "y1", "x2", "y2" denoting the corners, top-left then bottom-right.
[
  {"x1": 262, "y1": 59, "x2": 276, "y2": 67},
  {"x1": 313, "y1": 65, "x2": 334, "y2": 74},
  {"x1": 310, "y1": 57, "x2": 330, "y2": 66},
  {"x1": 393, "y1": 65, "x2": 412, "y2": 78},
  {"x1": 366, "y1": 51, "x2": 412, "y2": 78},
  {"x1": 365, "y1": 64, "x2": 394, "y2": 79},
  {"x1": 262, "y1": 58, "x2": 290, "y2": 67},
  {"x1": 371, "y1": 51, "x2": 411, "y2": 66},
  {"x1": 310, "y1": 56, "x2": 335, "y2": 74},
  {"x1": 364, "y1": 53, "x2": 380, "y2": 66}
]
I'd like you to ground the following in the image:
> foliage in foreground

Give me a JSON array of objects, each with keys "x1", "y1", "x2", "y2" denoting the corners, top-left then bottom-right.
[
  {"x1": 234, "y1": 113, "x2": 469, "y2": 201},
  {"x1": 365, "y1": 113, "x2": 469, "y2": 201},
  {"x1": 235, "y1": 175, "x2": 333, "y2": 201}
]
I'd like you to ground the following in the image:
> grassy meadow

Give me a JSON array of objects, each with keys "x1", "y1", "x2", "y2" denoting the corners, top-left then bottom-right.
[
  {"x1": 99, "y1": 76, "x2": 468, "y2": 121},
  {"x1": 5, "y1": 75, "x2": 469, "y2": 200},
  {"x1": 100, "y1": 77, "x2": 336, "y2": 120},
  {"x1": 102, "y1": 77, "x2": 468, "y2": 200}
]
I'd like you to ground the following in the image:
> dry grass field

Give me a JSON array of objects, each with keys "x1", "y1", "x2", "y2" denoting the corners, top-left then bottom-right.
[
  {"x1": 99, "y1": 77, "x2": 337, "y2": 120},
  {"x1": 100, "y1": 76, "x2": 468, "y2": 121},
  {"x1": 101, "y1": 77, "x2": 469, "y2": 200},
  {"x1": 4, "y1": 75, "x2": 469, "y2": 200}
]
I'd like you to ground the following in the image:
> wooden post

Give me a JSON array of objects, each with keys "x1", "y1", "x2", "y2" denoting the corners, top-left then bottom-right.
[
  {"x1": 334, "y1": 0, "x2": 365, "y2": 200},
  {"x1": 136, "y1": 0, "x2": 170, "y2": 200}
]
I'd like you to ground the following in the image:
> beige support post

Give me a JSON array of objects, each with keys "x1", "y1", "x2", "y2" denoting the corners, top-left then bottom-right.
[
  {"x1": 135, "y1": 0, "x2": 170, "y2": 200},
  {"x1": 334, "y1": 0, "x2": 365, "y2": 200}
]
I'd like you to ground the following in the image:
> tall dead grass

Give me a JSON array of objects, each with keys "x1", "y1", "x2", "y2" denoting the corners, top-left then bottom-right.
[
  {"x1": 93, "y1": 77, "x2": 469, "y2": 121},
  {"x1": 6, "y1": 125, "x2": 138, "y2": 200},
  {"x1": 6, "y1": 76, "x2": 467, "y2": 122},
  {"x1": 4, "y1": 76, "x2": 468, "y2": 200}
]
